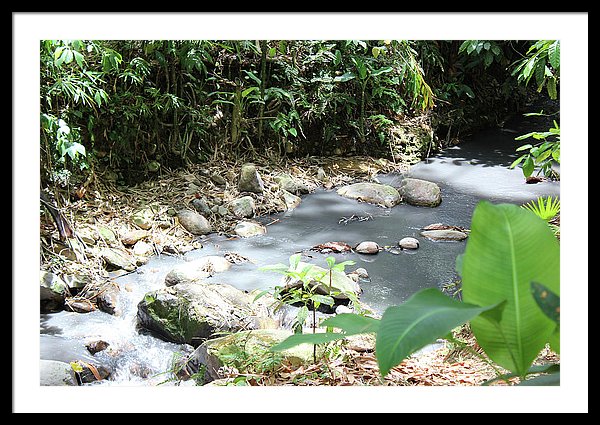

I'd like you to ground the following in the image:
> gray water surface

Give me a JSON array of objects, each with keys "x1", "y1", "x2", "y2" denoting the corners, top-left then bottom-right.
[{"x1": 40, "y1": 121, "x2": 559, "y2": 385}]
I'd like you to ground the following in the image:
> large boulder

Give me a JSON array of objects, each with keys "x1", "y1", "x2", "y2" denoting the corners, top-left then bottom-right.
[
  {"x1": 398, "y1": 177, "x2": 442, "y2": 207},
  {"x1": 238, "y1": 163, "x2": 264, "y2": 194},
  {"x1": 164, "y1": 256, "x2": 232, "y2": 287},
  {"x1": 185, "y1": 329, "x2": 322, "y2": 383},
  {"x1": 177, "y1": 210, "x2": 212, "y2": 235},
  {"x1": 337, "y1": 183, "x2": 401, "y2": 208},
  {"x1": 136, "y1": 282, "x2": 279, "y2": 346}
]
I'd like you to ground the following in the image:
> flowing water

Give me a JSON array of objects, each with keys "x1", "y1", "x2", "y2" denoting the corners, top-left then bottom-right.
[{"x1": 39, "y1": 117, "x2": 560, "y2": 386}]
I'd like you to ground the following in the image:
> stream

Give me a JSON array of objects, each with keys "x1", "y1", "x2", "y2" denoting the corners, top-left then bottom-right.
[{"x1": 39, "y1": 116, "x2": 560, "y2": 386}]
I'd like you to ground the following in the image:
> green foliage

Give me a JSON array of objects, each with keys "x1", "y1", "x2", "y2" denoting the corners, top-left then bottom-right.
[
  {"x1": 521, "y1": 196, "x2": 560, "y2": 222},
  {"x1": 511, "y1": 40, "x2": 559, "y2": 99},
  {"x1": 375, "y1": 289, "x2": 499, "y2": 377},
  {"x1": 510, "y1": 118, "x2": 560, "y2": 178},
  {"x1": 459, "y1": 40, "x2": 505, "y2": 69},
  {"x1": 461, "y1": 202, "x2": 560, "y2": 374},
  {"x1": 38, "y1": 39, "x2": 549, "y2": 185},
  {"x1": 268, "y1": 202, "x2": 560, "y2": 384}
]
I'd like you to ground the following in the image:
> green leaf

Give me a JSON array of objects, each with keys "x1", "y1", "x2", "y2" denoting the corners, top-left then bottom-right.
[
  {"x1": 518, "y1": 372, "x2": 560, "y2": 386},
  {"x1": 548, "y1": 40, "x2": 560, "y2": 71},
  {"x1": 515, "y1": 143, "x2": 533, "y2": 151},
  {"x1": 270, "y1": 313, "x2": 380, "y2": 352},
  {"x1": 309, "y1": 294, "x2": 334, "y2": 306},
  {"x1": 375, "y1": 288, "x2": 499, "y2": 377},
  {"x1": 371, "y1": 66, "x2": 393, "y2": 77},
  {"x1": 288, "y1": 127, "x2": 297, "y2": 137},
  {"x1": 547, "y1": 77, "x2": 558, "y2": 100},
  {"x1": 530, "y1": 282, "x2": 560, "y2": 324},
  {"x1": 321, "y1": 313, "x2": 380, "y2": 334},
  {"x1": 334, "y1": 49, "x2": 342, "y2": 66},
  {"x1": 482, "y1": 363, "x2": 559, "y2": 386},
  {"x1": 241, "y1": 86, "x2": 258, "y2": 98},
  {"x1": 522, "y1": 156, "x2": 535, "y2": 177},
  {"x1": 73, "y1": 50, "x2": 84, "y2": 68},
  {"x1": 270, "y1": 331, "x2": 347, "y2": 351},
  {"x1": 289, "y1": 253, "x2": 301, "y2": 270},
  {"x1": 461, "y1": 202, "x2": 560, "y2": 377},
  {"x1": 483, "y1": 51, "x2": 493, "y2": 67},
  {"x1": 510, "y1": 155, "x2": 525, "y2": 171}
]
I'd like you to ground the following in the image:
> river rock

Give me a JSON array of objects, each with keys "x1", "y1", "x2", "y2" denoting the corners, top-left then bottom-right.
[
  {"x1": 40, "y1": 360, "x2": 78, "y2": 386},
  {"x1": 281, "y1": 190, "x2": 301, "y2": 210},
  {"x1": 337, "y1": 182, "x2": 401, "y2": 208},
  {"x1": 186, "y1": 329, "x2": 321, "y2": 383},
  {"x1": 97, "y1": 226, "x2": 118, "y2": 245},
  {"x1": 210, "y1": 173, "x2": 227, "y2": 186},
  {"x1": 86, "y1": 340, "x2": 110, "y2": 354},
  {"x1": 316, "y1": 167, "x2": 327, "y2": 182},
  {"x1": 281, "y1": 261, "x2": 361, "y2": 301},
  {"x1": 350, "y1": 267, "x2": 369, "y2": 279},
  {"x1": 398, "y1": 177, "x2": 442, "y2": 207},
  {"x1": 238, "y1": 163, "x2": 264, "y2": 194},
  {"x1": 136, "y1": 282, "x2": 279, "y2": 346},
  {"x1": 99, "y1": 247, "x2": 137, "y2": 271},
  {"x1": 40, "y1": 270, "x2": 68, "y2": 313},
  {"x1": 234, "y1": 220, "x2": 267, "y2": 238},
  {"x1": 335, "y1": 305, "x2": 354, "y2": 315},
  {"x1": 177, "y1": 210, "x2": 212, "y2": 235},
  {"x1": 164, "y1": 256, "x2": 232, "y2": 286},
  {"x1": 191, "y1": 197, "x2": 212, "y2": 216},
  {"x1": 77, "y1": 226, "x2": 98, "y2": 245},
  {"x1": 274, "y1": 174, "x2": 310, "y2": 195},
  {"x1": 133, "y1": 240, "x2": 154, "y2": 256},
  {"x1": 131, "y1": 207, "x2": 156, "y2": 230},
  {"x1": 121, "y1": 229, "x2": 150, "y2": 246},
  {"x1": 229, "y1": 196, "x2": 256, "y2": 218},
  {"x1": 420, "y1": 229, "x2": 468, "y2": 241},
  {"x1": 345, "y1": 334, "x2": 376, "y2": 352},
  {"x1": 399, "y1": 237, "x2": 420, "y2": 249},
  {"x1": 96, "y1": 281, "x2": 121, "y2": 315},
  {"x1": 354, "y1": 241, "x2": 380, "y2": 254}
]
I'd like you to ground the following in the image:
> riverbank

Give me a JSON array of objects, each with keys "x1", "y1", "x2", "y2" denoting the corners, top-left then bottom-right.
[{"x1": 39, "y1": 146, "x2": 559, "y2": 387}]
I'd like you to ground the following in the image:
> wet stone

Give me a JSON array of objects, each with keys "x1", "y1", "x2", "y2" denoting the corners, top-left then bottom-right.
[
  {"x1": 354, "y1": 241, "x2": 380, "y2": 254},
  {"x1": 399, "y1": 237, "x2": 420, "y2": 249}
]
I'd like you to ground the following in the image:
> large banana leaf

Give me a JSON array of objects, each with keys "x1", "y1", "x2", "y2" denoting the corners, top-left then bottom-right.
[
  {"x1": 375, "y1": 288, "x2": 500, "y2": 377},
  {"x1": 461, "y1": 201, "x2": 560, "y2": 377}
]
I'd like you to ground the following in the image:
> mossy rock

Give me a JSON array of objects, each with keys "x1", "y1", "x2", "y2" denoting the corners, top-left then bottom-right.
[
  {"x1": 337, "y1": 182, "x2": 401, "y2": 208},
  {"x1": 136, "y1": 283, "x2": 278, "y2": 347},
  {"x1": 190, "y1": 329, "x2": 323, "y2": 382}
]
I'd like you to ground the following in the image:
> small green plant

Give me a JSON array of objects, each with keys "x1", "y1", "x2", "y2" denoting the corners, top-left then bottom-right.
[
  {"x1": 510, "y1": 117, "x2": 560, "y2": 179},
  {"x1": 258, "y1": 253, "x2": 356, "y2": 362},
  {"x1": 522, "y1": 196, "x2": 560, "y2": 238},
  {"x1": 522, "y1": 196, "x2": 560, "y2": 222}
]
